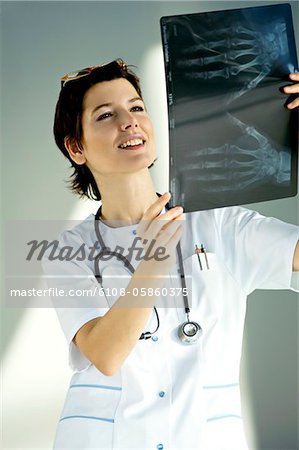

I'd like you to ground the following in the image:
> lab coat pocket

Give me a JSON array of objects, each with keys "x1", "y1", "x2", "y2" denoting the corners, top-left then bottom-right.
[
  {"x1": 183, "y1": 252, "x2": 220, "y2": 310},
  {"x1": 54, "y1": 384, "x2": 121, "y2": 449}
]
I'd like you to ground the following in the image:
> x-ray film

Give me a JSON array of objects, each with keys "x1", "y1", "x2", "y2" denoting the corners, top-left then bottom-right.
[{"x1": 161, "y1": 3, "x2": 298, "y2": 211}]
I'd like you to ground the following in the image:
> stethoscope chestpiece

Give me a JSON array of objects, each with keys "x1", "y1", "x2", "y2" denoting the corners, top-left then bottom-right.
[{"x1": 178, "y1": 321, "x2": 202, "y2": 345}]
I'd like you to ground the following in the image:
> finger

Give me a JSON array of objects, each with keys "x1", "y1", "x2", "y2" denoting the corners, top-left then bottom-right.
[
  {"x1": 143, "y1": 218, "x2": 184, "y2": 270},
  {"x1": 157, "y1": 205, "x2": 184, "y2": 222},
  {"x1": 156, "y1": 213, "x2": 185, "y2": 247},
  {"x1": 147, "y1": 207, "x2": 184, "y2": 239},
  {"x1": 163, "y1": 224, "x2": 183, "y2": 256},
  {"x1": 283, "y1": 73, "x2": 299, "y2": 94},
  {"x1": 286, "y1": 96, "x2": 299, "y2": 109},
  {"x1": 289, "y1": 72, "x2": 299, "y2": 81},
  {"x1": 137, "y1": 192, "x2": 171, "y2": 236},
  {"x1": 143, "y1": 192, "x2": 171, "y2": 220},
  {"x1": 139, "y1": 203, "x2": 183, "y2": 240},
  {"x1": 139, "y1": 213, "x2": 184, "y2": 265},
  {"x1": 283, "y1": 83, "x2": 299, "y2": 94},
  {"x1": 152, "y1": 224, "x2": 183, "y2": 269},
  {"x1": 159, "y1": 211, "x2": 185, "y2": 233}
]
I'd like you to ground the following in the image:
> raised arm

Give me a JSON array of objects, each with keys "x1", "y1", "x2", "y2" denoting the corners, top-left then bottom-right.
[
  {"x1": 284, "y1": 73, "x2": 299, "y2": 271},
  {"x1": 74, "y1": 193, "x2": 184, "y2": 376}
]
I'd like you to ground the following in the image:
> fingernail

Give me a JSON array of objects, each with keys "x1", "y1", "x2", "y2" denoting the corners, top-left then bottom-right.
[{"x1": 162, "y1": 192, "x2": 170, "y2": 199}]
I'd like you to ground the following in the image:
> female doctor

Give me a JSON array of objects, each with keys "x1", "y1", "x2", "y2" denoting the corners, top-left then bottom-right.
[{"x1": 43, "y1": 59, "x2": 299, "y2": 449}]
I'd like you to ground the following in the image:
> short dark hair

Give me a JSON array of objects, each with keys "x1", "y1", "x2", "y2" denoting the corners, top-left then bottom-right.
[{"x1": 53, "y1": 59, "x2": 145, "y2": 201}]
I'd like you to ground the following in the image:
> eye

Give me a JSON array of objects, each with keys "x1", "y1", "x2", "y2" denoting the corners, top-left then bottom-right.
[
  {"x1": 96, "y1": 112, "x2": 113, "y2": 121},
  {"x1": 130, "y1": 105, "x2": 144, "y2": 112}
]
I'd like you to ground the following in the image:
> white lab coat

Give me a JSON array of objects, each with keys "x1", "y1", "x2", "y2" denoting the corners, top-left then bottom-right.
[{"x1": 43, "y1": 206, "x2": 298, "y2": 450}]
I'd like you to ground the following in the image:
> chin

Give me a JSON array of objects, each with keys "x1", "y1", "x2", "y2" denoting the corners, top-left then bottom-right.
[{"x1": 129, "y1": 151, "x2": 156, "y2": 169}]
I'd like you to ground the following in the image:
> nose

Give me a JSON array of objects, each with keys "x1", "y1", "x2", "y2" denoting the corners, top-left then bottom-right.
[{"x1": 119, "y1": 110, "x2": 138, "y2": 131}]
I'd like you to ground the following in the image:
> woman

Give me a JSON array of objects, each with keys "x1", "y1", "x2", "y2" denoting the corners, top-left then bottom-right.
[{"x1": 44, "y1": 59, "x2": 299, "y2": 449}]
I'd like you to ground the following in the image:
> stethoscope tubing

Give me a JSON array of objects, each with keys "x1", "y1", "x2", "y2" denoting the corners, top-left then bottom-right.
[{"x1": 93, "y1": 200, "x2": 201, "y2": 343}]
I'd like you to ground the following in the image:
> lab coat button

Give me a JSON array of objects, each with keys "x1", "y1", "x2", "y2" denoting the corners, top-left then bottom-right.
[
  {"x1": 157, "y1": 444, "x2": 164, "y2": 450},
  {"x1": 159, "y1": 391, "x2": 165, "y2": 398},
  {"x1": 132, "y1": 229, "x2": 137, "y2": 235},
  {"x1": 152, "y1": 335, "x2": 158, "y2": 342}
]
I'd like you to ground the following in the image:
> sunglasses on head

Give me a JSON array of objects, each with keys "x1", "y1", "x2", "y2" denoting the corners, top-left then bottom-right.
[{"x1": 60, "y1": 58, "x2": 127, "y2": 88}]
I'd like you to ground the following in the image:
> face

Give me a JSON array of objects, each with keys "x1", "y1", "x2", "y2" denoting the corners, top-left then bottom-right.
[{"x1": 71, "y1": 78, "x2": 156, "y2": 177}]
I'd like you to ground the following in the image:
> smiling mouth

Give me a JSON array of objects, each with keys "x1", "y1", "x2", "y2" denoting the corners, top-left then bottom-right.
[{"x1": 118, "y1": 138, "x2": 145, "y2": 150}]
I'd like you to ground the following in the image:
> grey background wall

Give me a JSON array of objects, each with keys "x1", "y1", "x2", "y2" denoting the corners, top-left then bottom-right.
[{"x1": 1, "y1": 1, "x2": 298, "y2": 449}]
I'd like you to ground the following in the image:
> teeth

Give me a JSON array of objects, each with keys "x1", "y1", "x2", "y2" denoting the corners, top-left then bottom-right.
[{"x1": 119, "y1": 139, "x2": 143, "y2": 149}]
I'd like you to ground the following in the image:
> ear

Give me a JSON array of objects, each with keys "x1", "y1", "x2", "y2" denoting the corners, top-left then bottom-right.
[{"x1": 64, "y1": 136, "x2": 86, "y2": 165}]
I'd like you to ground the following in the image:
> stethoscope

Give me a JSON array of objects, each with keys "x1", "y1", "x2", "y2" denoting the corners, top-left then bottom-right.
[{"x1": 93, "y1": 201, "x2": 202, "y2": 345}]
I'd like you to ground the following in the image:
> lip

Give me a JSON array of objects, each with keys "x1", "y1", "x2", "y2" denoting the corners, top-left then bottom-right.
[{"x1": 117, "y1": 134, "x2": 146, "y2": 149}]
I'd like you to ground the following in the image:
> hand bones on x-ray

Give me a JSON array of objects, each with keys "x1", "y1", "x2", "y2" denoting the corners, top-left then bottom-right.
[
  {"x1": 181, "y1": 114, "x2": 290, "y2": 191},
  {"x1": 166, "y1": 16, "x2": 293, "y2": 194},
  {"x1": 174, "y1": 19, "x2": 288, "y2": 103}
]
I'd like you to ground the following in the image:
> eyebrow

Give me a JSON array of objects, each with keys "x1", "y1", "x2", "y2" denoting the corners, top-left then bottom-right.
[{"x1": 91, "y1": 96, "x2": 143, "y2": 116}]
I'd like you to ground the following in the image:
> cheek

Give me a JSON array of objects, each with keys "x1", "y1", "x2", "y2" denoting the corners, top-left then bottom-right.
[
  {"x1": 82, "y1": 128, "x2": 110, "y2": 152},
  {"x1": 144, "y1": 119, "x2": 155, "y2": 141},
  {"x1": 149, "y1": 127, "x2": 156, "y2": 149}
]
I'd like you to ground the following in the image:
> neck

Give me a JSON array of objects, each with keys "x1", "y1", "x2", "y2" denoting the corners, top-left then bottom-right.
[{"x1": 97, "y1": 169, "x2": 159, "y2": 226}]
